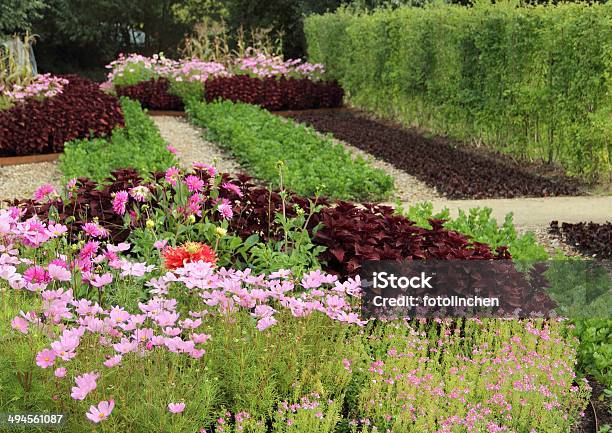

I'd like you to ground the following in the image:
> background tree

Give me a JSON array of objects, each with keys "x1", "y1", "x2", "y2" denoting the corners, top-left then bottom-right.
[{"x1": 0, "y1": 0, "x2": 47, "y2": 34}]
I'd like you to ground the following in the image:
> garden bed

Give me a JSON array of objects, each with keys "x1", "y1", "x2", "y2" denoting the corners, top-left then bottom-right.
[
  {"x1": 0, "y1": 75, "x2": 124, "y2": 157},
  {"x1": 549, "y1": 220, "x2": 612, "y2": 259},
  {"x1": 289, "y1": 109, "x2": 582, "y2": 199},
  {"x1": 187, "y1": 100, "x2": 393, "y2": 202}
]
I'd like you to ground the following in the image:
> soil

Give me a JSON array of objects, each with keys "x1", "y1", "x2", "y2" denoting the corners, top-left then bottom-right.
[{"x1": 573, "y1": 377, "x2": 611, "y2": 433}]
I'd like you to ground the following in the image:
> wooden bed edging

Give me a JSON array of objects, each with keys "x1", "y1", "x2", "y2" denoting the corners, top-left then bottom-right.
[{"x1": 0, "y1": 152, "x2": 61, "y2": 167}]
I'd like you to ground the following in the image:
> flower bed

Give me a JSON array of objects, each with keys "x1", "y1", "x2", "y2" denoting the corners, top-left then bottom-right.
[
  {"x1": 289, "y1": 110, "x2": 581, "y2": 199},
  {"x1": 58, "y1": 98, "x2": 176, "y2": 182},
  {"x1": 187, "y1": 101, "x2": 392, "y2": 201},
  {"x1": 0, "y1": 75, "x2": 124, "y2": 157},
  {"x1": 203, "y1": 75, "x2": 343, "y2": 110},
  {"x1": 115, "y1": 78, "x2": 185, "y2": 111},
  {"x1": 106, "y1": 53, "x2": 343, "y2": 111},
  {"x1": 1, "y1": 167, "x2": 592, "y2": 432}
]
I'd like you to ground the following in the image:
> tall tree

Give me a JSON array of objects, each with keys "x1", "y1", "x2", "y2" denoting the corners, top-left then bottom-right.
[{"x1": 0, "y1": 0, "x2": 47, "y2": 34}]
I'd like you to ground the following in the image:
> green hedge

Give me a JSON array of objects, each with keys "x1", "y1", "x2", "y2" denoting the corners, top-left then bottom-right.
[
  {"x1": 187, "y1": 100, "x2": 393, "y2": 201},
  {"x1": 305, "y1": 3, "x2": 612, "y2": 179},
  {"x1": 59, "y1": 97, "x2": 176, "y2": 182}
]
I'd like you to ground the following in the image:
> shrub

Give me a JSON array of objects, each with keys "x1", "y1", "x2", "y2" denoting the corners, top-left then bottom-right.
[
  {"x1": 549, "y1": 220, "x2": 612, "y2": 259},
  {"x1": 59, "y1": 97, "x2": 176, "y2": 182},
  {"x1": 399, "y1": 202, "x2": 549, "y2": 260},
  {"x1": 0, "y1": 75, "x2": 124, "y2": 156},
  {"x1": 187, "y1": 100, "x2": 393, "y2": 201},
  {"x1": 115, "y1": 78, "x2": 186, "y2": 111},
  {"x1": 304, "y1": 3, "x2": 612, "y2": 179},
  {"x1": 204, "y1": 75, "x2": 344, "y2": 111}
]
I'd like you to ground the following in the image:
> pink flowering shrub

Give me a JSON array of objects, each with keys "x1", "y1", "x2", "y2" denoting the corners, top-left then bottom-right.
[{"x1": 0, "y1": 73, "x2": 69, "y2": 109}]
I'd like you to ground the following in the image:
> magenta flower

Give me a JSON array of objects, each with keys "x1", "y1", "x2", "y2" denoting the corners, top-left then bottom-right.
[
  {"x1": 54, "y1": 367, "x2": 67, "y2": 378},
  {"x1": 167, "y1": 145, "x2": 178, "y2": 154},
  {"x1": 82, "y1": 222, "x2": 109, "y2": 239},
  {"x1": 24, "y1": 266, "x2": 50, "y2": 284},
  {"x1": 184, "y1": 175, "x2": 204, "y2": 192},
  {"x1": 168, "y1": 402, "x2": 185, "y2": 414},
  {"x1": 34, "y1": 184, "x2": 58, "y2": 202},
  {"x1": 86, "y1": 400, "x2": 114, "y2": 423},
  {"x1": 36, "y1": 349, "x2": 56, "y2": 368},
  {"x1": 222, "y1": 182, "x2": 243, "y2": 197},
  {"x1": 217, "y1": 199, "x2": 233, "y2": 220},
  {"x1": 112, "y1": 191, "x2": 129, "y2": 215},
  {"x1": 165, "y1": 167, "x2": 180, "y2": 186}
]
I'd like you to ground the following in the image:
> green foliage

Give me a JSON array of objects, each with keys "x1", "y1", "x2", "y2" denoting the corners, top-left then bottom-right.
[
  {"x1": 305, "y1": 3, "x2": 612, "y2": 180},
  {"x1": 398, "y1": 202, "x2": 549, "y2": 260},
  {"x1": 0, "y1": 0, "x2": 46, "y2": 33},
  {"x1": 187, "y1": 100, "x2": 394, "y2": 201},
  {"x1": 573, "y1": 318, "x2": 612, "y2": 387},
  {"x1": 59, "y1": 97, "x2": 176, "y2": 182}
]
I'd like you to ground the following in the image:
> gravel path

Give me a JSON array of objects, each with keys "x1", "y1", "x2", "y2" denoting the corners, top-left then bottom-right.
[
  {"x1": 331, "y1": 137, "x2": 442, "y2": 203},
  {"x1": 151, "y1": 115, "x2": 242, "y2": 174},
  {"x1": 0, "y1": 161, "x2": 62, "y2": 202}
]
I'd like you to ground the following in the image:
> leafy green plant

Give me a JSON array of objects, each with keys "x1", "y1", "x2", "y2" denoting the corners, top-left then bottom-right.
[
  {"x1": 573, "y1": 318, "x2": 612, "y2": 387},
  {"x1": 397, "y1": 202, "x2": 549, "y2": 260},
  {"x1": 59, "y1": 97, "x2": 176, "y2": 182},
  {"x1": 187, "y1": 100, "x2": 393, "y2": 201}
]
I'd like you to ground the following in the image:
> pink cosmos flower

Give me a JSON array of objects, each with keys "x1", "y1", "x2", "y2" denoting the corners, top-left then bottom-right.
[
  {"x1": 167, "y1": 145, "x2": 178, "y2": 154},
  {"x1": 48, "y1": 223, "x2": 68, "y2": 237},
  {"x1": 112, "y1": 191, "x2": 129, "y2": 215},
  {"x1": 48, "y1": 264, "x2": 72, "y2": 282},
  {"x1": 165, "y1": 167, "x2": 180, "y2": 186},
  {"x1": 24, "y1": 266, "x2": 50, "y2": 284},
  {"x1": 34, "y1": 184, "x2": 58, "y2": 202},
  {"x1": 184, "y1": 175, "x2": 204, "y2": 192},
  {"x1": 91, "y1": 273, "x2": 113, "y2": 288},
  {"x1": 103, "y1": 355, "x2": 122, "y2": 368},
  {"x1": 11, "y1": 315, "x2": 29, "y2": 334},
  {"x1": 222, "y1": 182, "x2": 243, "y2": 197},
  {"x1": 168, "y1": 402, "x2": 185, "y2": 414},
  {"x1": 86, "y1": 400, "x2": 114, "y2": 423},
  {"x1": 36, "y1": 349, "x2": 56, "y2": 368},
  {"x1": 54, "y1": 367, "x2": 67, "y2": 378},
  {"x1": 256, "y1": 316, "x2": 277, "y2": 331},
  {"x1": 154, "y1": 239, "x2": 168, "y2": 250},
  {"x1": 71, "y1": 372, "x2": 99, "y2": 400}
]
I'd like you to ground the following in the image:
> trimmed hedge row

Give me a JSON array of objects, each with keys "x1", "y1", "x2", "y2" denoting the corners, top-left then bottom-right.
[
  {"x1": 115, "y1": 76, "x2": 343, "y2": 111},
  {"x1": 0, "y1": 75, "x2": 124, "y2": 156},
  {"x1": 304, "y1": 3, "x2": 612, "y2": 179},
  {"x1": 187, "y1": 100, "x2": 393, "y2": 201}
]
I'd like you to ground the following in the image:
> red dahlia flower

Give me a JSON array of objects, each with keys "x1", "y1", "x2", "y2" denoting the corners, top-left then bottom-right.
[{"x1": 162, "y1": 242, "x2": 217, "y2": 270}]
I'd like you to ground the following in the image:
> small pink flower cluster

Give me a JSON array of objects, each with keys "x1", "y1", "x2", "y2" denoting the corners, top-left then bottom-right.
[
  {"x1": 104, "y1": 53, "x2": 227, "y2": 86},
  {"x1": 0, "y1": 74, "x2": 69, "y2": 102},
  {"x1": 236, "y1": 53, "x2": 325, "y2": 81}
]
